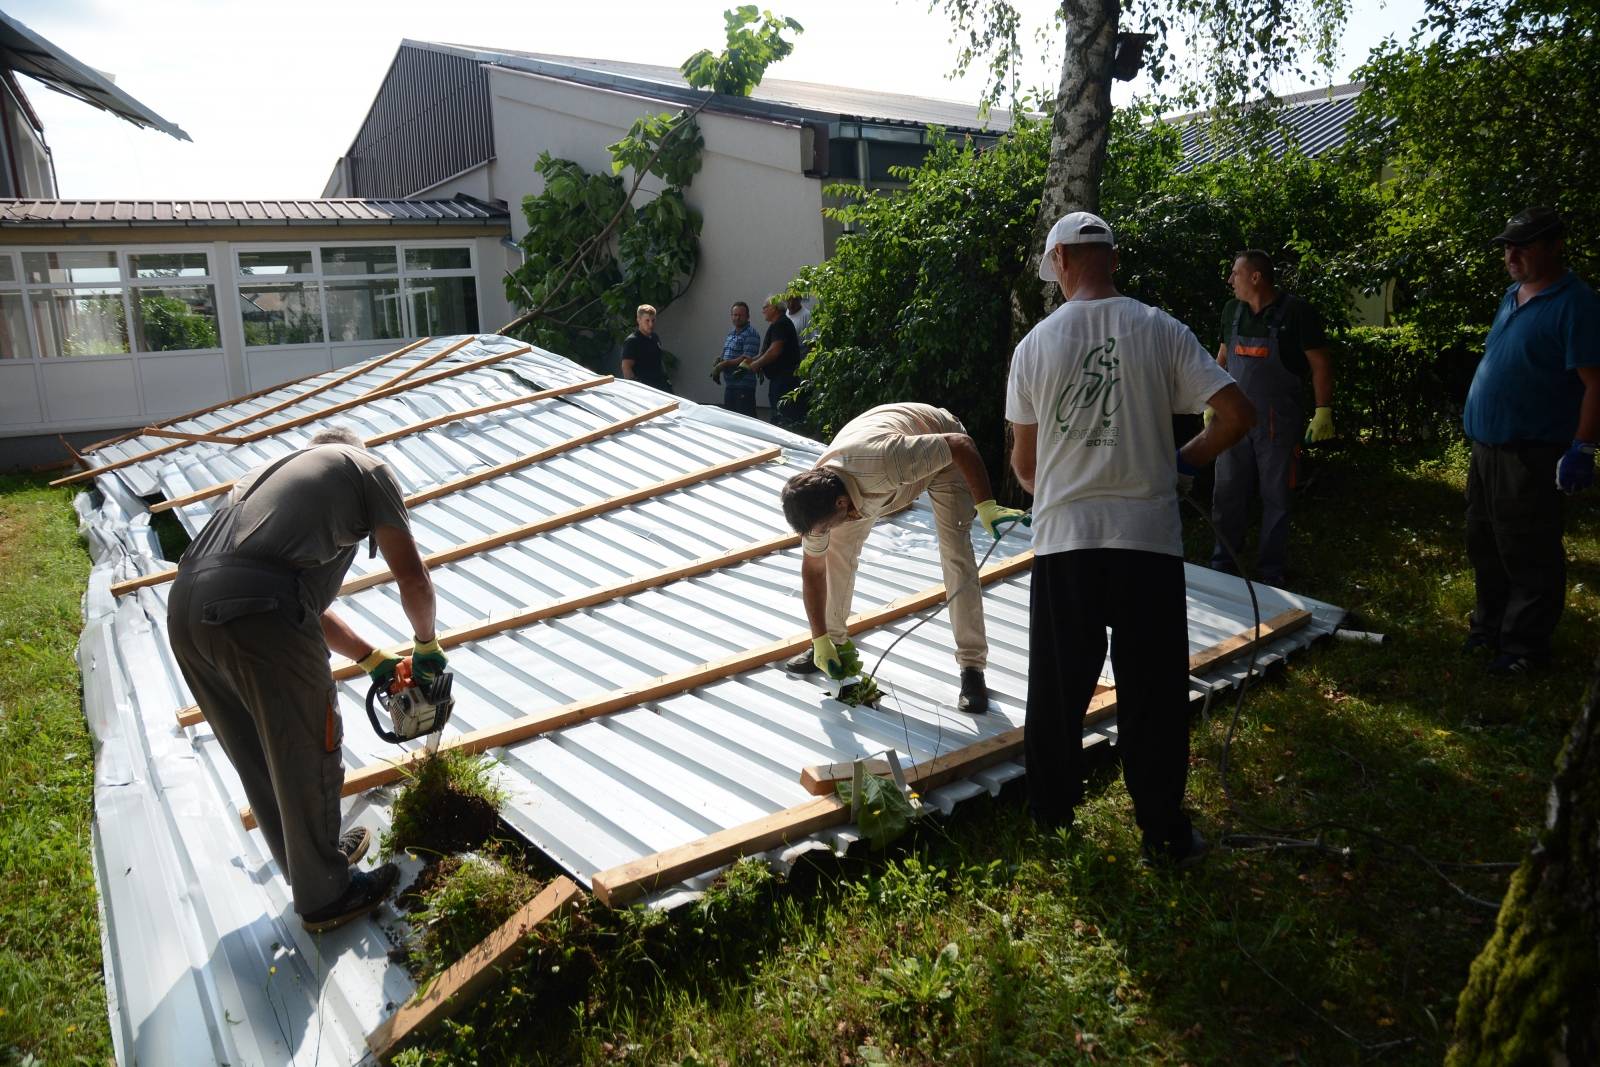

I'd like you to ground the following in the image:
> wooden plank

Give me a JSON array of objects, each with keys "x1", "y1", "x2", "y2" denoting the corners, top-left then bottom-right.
[
  {"x1": 229, "y1": 551, "x2": 1037, "y2": 827},
  {"x1": 402, "y1": 400, "x2": 674, "y2": 508},
  {"x1": 146, "y1": 373, "x2": 615, "y2": 515},
  {"x1": 592, "y1": 608, "x2": 1315, "y2": 905},
  {"x1": 363, "y1": 375, "x2": 613, "y2": 446},
  {"x1": 339, "y1": 445, "x2": 778, "y2": 593},
  {"x1": 232, "y1": 342, "x2": 528, "y2": 444},
  {"x1": 57, "y1": 434, "x2": 88, "y2": 468},
  {"x1": 49, "y1": 338, "x2": 498, "y2": 486},
  {"x1": 797, "y1": 685, "x2": 1112, "y2": 795},
  {"x1": 353, "y1": 336, "x2": 467, "y2": 398},
  {"x1": 120, "y1": 395, "x2": 696, "y2": 597},
  {"x1": 135, "y1": 426, "x2": 249, "y2": 445},
  {"x1": 74, "y1": 342, "x2": 429, "y2": 454},
  {"x1": 365, "y1": 876, "x2": 584, "y2": 1062}
]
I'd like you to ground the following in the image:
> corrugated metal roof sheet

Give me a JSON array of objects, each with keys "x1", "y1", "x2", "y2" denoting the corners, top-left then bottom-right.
[
  {"x1": 0, "y1": 10, "x2": 189, "y2": 141},
  {"x1": 0, "y1": 195, "x2": 510, "y2": 227},
  {"x1": 418, "y1": 42, "x2": 1017, "y2": 135},
  {"x1": 1178, "y1": 83, "x2": 1376, "y2": 168},
  {"x1": 76, "y1": 335, "x2": 1345, "y2": 1061}
]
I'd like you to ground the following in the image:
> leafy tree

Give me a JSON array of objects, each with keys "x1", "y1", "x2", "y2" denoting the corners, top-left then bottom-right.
[
  {"x1": 1352, "y1": 1, "x2": 1600, "y2": 343},
  {"x1": 499, "y1": 7, "x2": 802, "y2": 369},
  {"x1": 931, "y1": 0, "x2": 1352, "y2": 335},
  {"x1": 794, "y1": 121, "x2": 1050, "y2": 476}
]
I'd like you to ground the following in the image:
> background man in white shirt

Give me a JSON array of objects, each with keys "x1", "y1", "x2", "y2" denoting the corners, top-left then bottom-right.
[{"x1": 1006, "y1": 211, "x2": 1254, "y2": 866}]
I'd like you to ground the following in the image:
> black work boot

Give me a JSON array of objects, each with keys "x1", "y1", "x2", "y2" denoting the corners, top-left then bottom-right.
[
  {"x1": 301, "y1": 863, "x2": 400, "y2": 933},
  {"x1": 956, "y1": 668, "x2": 989, "y2": 715},
  {"x1": 782, "y1": 648, "x2": 820, "y2": 675}
]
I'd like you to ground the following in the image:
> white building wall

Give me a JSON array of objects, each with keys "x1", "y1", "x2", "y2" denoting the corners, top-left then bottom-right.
[{"x1": 486, "y1": 67, "x2": 826, "y2": 408}]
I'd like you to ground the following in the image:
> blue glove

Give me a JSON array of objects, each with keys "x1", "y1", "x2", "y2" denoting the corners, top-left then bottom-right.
[
  {"x1": 1176, "y1": 448, "x2": 1200, "y2": 494},
  {"x1": 1557, "y1": 441, "x2": 1596, "y2": 493}
]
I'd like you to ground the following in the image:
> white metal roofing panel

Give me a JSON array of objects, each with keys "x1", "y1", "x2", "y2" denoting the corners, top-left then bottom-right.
[{"x1": 78, "y1": 334, "x2": 1345, "y2": 1062}]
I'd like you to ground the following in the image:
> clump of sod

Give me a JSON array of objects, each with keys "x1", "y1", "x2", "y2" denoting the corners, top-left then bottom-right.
[
  {"x1": 399, "y1": 848, "x2": 544, "y2": 980},
  {"x1": 381, "y1": 749, "x2": 507, "y2": 859}
]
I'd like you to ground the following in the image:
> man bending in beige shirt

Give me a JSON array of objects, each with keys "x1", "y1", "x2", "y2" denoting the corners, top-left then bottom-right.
[{"x1": 778, "y1": 402, "x2": 1029, "y2": 714}]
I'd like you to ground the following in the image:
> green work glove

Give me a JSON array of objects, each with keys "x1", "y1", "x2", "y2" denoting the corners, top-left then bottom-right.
[
  {"x1": 1202, "y1": 406, "x2": 1215, "y2": 428},
  {"x1": 358, "y1": 648, "x2": 402, "y2": 686},
  {"x1": 974, "y1": 499, "x2": 1032, "y2": 540},
  {"x1": 411, "y1": 637, "x2": 449, "y2": 686},
  {"x1": 1305, "y1": 406, "x2": 1335, "y2": 444}
]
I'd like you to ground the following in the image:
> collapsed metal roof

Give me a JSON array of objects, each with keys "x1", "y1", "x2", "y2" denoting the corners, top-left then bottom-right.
[
  {"x1": 0, "y1": 10, "x2": 189, "y2": 141},
  {"x1": 74, "y1": 334, "x2": 1344, "y2": 1062}
]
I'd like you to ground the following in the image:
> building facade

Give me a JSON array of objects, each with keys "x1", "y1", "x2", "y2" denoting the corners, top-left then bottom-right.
[{"x1": 0, "y1": 199, "x2": 515, "y2": 439}]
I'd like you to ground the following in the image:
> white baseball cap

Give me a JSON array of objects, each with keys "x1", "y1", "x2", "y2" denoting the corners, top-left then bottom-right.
[{"x1": 1037, "y1": 211, "x2": 1116, "y2": 279}]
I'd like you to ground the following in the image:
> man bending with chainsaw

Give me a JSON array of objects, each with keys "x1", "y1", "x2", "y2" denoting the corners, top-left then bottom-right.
[
  {"x1": 167, "y1": 426, "x2": 446, "y2": 933},
  {"x1": 778, "y1": 402, "x2": 1030, "y2": 714}
]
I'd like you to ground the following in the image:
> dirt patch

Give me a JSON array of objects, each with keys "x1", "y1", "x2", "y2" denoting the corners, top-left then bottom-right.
[{"x1": 389, "y1": 784, "x2": 500, "y2": 858}]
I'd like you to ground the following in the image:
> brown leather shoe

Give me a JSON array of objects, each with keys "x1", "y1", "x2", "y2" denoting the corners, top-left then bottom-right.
[{"x1": 956, "y1": 668, "x2": 989, "y2": 715}]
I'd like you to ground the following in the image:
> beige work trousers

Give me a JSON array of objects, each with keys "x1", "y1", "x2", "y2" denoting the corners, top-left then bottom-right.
[{"x1": 822, "y1": 473, "x2": 988, "y2": 670}]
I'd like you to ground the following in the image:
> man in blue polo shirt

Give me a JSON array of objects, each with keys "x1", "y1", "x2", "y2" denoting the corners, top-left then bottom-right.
[
  {"x1": 710, "y1": 300, "x2": 762, "y2": 415},
  {"x1": 1462, "y1": 206, "x2": 1600, "y2": 675}
]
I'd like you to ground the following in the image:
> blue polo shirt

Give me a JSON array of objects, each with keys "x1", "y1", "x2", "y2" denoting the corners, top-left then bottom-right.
[{"x1": 1463, "y1": 271, "x2": 1600, "y2": 445}]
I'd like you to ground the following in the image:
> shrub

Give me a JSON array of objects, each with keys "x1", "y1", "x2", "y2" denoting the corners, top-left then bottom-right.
[{"x1": 1333, "y1": 323, "x2": 1482, "y2": 441}]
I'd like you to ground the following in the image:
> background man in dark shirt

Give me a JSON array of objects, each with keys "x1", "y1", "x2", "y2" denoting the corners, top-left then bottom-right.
[
  {"x1": 621, "y1": 303, "x2": 672, "y2": 392},
  {"x1": 1209, "y1": 249, "x2": 1335, "y2": 587},
  {"x1": 749, "y1": 295, "x2": 802, "y2": 427}
]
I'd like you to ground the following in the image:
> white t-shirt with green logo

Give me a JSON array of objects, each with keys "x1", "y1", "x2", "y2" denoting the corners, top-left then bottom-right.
[{"x1": 1005, "y1": 295, "x2": 1233, "y2": 557}]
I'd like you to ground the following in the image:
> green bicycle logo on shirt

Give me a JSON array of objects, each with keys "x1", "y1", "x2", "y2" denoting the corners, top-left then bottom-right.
[{"x1": 1053, "y1": 336, "x2": 1122, "y2": 436}]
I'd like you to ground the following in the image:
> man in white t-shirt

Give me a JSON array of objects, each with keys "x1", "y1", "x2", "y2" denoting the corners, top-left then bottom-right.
[{"x1": 1006, "y1": 211, "x2": 1254, "y2": 866}]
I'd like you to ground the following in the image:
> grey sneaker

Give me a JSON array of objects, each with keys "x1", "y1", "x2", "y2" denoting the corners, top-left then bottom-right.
[
  {"x1": 338, "y1": 826, "x2": 371, "y2": 866},
  {"x1": 301, "y1": 864, "x2": 399, "y2": 933}
]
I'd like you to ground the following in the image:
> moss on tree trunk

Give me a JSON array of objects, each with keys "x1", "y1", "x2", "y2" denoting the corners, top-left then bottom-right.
[{"x1": 1449, "y1": 656, "x2": 1600, "y2": 1065}]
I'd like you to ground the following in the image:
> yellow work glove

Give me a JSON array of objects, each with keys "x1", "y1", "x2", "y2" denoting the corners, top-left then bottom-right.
[
  {"x1": 812, "y1": 635, "x2": 849, "y2": 679},
  {"x1": 974, "y1": 499, "x2": 1032, "y2": 540},
  {"x1": 1305, "y1": 406, "x2": 1335, "y2": 444},
  {"x1": 1202, "y1": 406, "x2": 1215, "y2": 427},
  {"x1": 411, "y1": 637, "x2": 449, "y2": 686},
  {"x1": 358, "y1": 648, "x2": 402, "y2": 686}
]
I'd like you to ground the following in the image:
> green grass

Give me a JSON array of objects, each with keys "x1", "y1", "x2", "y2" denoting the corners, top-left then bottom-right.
[
  {"x1": 392, "y1": 440, "x2": 1597, "y2": 1065},
  {"x1": 0, "y1": 475, "x2": 110, "y2": 1063},
  {"x1": 7, "y1": 441, "x2": 1599, "y2": 1065}
]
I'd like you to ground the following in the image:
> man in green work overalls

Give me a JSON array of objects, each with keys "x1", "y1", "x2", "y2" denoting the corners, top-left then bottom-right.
[
  {"x1": 1209, "y1": 249, "x2": 1335, "y2": 586},
  {"x1": 167, "y1": 427, "x2": 448, "y2": 933}
]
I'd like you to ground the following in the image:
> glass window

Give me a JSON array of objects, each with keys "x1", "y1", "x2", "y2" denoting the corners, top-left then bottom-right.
[
  {"x1": 325, "y1": 279, "x2": 403, "y2": 341},
  {"x1": 238, "y1": 249, "x2": 314, "y2": 277},
  {"x1": 32, "y1": 288, "x2": 129, "y2": 357},
  {"x1": 24, "y1": 250, "x2": 120, "y2": 286},
  {"x1": 132, "y1": 286, "x2": 220, "y2": 352},
  {"x1": 0, "y1": 256, "x2": 16, "y2": 285},
  {"x1": 404, "y1": 247, "x2": 472, "y2": 272},
  {"x1": 404, "y1": 277, "x2": 479, "y2": 336},
  {"x1": 322, "y1": 246, "x2": 397, "y2": 276},
  {"x1": 239, "y1": 283, "x2": 324, "y2": 346},
  {"x1": 130, "y1": 252, "x2": 210, "y2": 279},
  {"x1": 0, "y1": 294, "x2": 30, "y2": 359}
]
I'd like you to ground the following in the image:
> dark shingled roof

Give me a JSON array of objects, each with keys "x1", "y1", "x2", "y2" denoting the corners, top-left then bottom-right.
[
  {"x1": 0, "y1": 195, "x2": 510, "y2": 227},
  {"x1": 1177, "y1": 83, "x2": 1374, "y2": 168}
]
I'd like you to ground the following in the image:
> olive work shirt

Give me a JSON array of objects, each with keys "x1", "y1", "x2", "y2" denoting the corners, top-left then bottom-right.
[
  {"x1": 1218, "y1": 294, "x2": 1327, "y2": 382},
  {"x1": 802, "y1": 402, "x2": 961, "y2": 556},
  {"x1": 183, "y1": 443, "x2": 411, "y2": 613}
]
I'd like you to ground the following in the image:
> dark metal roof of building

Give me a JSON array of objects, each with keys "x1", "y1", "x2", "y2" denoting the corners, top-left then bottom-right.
[
  {"x1": 0, "y1": 195, "x2": 510, "y2": 228},
  {"x1": 0, "y1": 10, "x2": 189, "y2": 141},
  {"x1": 1178, "y1": 82, "x2": 1371, "y2": 168},
  {"x1": 418, "y1": 41, "x2": 1016, "y2": 136}
]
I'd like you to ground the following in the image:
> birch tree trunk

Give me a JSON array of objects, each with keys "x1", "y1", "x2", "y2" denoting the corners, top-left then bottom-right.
[
  {"x1": 1448, "y1": 654, "x2": 1600, "y2": 1065},
  {"x1": 1010, "y1": 0, "x2": 1121, "y2": 341}
]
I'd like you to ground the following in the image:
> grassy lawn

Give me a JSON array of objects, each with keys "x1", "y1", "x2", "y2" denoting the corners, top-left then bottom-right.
[
  {"x1": 0, "y1": 475, "x2": 111, "y2": 1064},
  {"x1": 4, "y1": 440, "x2": 1596, "y2": 1065}
]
